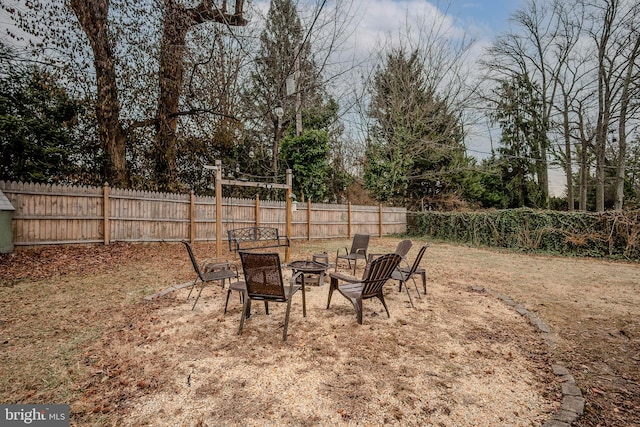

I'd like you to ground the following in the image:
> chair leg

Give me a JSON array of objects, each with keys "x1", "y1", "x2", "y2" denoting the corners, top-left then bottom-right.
[
  {"x1": 191, "y1": 281, "x2": 207, "y2": 310},
  {"x1": 377, "y1": 293, "x2": 391, "y2": 318},
  {"x1": 283, "y1": 298, "x2": 293, "y2": 341},
  {"x1": 224, "y1": 287, "x2": 244, "y2": 314},
  {"x1": 411, "y1": 275, "x2": 421, "y2": 299},
  {"x1": 238, "y1": 297, "x2": 249, "y2": 335},
  {"x1": 224, "y1": 289, "x2": 232, "y2": 314},
  {"x1": 327, "y1": 277, "x2": 337, "y2": 309},
  {"x1": 186, "y1": 277, "x2": 199, "y2": 300},
  {"x1": 403, "y1": 280, "x2": 414, "y2": 308},
  {"x1": 353, "y1": 297, "x2": 363, "y2": 325}
]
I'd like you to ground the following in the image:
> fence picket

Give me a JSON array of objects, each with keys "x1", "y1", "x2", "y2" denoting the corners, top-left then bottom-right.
[{"x1": 0, "y1": 181, "x2": 406, "y2": 248}]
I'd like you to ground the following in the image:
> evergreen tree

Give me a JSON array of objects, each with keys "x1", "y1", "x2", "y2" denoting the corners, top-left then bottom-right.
[
  {"x1": 363, "y1": 48, "x2": 469, "y2": 209},
  {"x1": 492, "y1": 74, "x2": 546, "y2": 208},
  {"x1": 245, "y1": 0, "x2": 322, "y2": 178},
  {"x1": 0, "y1": 44, "x2": 92, "y2": 184}
]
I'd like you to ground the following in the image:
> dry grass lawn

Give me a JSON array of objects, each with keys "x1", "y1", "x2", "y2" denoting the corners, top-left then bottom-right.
[{"x1": 0, "y1": 238, "x2": 638, "y2": 426}]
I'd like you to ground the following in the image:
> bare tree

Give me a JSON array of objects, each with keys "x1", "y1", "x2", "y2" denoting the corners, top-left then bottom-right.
[
  {"x1": 550, "y1": 0, "x2": 589, "y2": 211},
  {"x1": 3, "y1": 0, "x2": 248, "y2": 189},
  {"x1": 612, "y1": 10, "x2": 640, "y2": 210},
  {"x1": 150, "y1": 0, "x2": 247, "y2": 190},
  {"x1": 588, "y1": 0, "x2": 640, "y2": 211},
  {"x1": 482, "y1": 0, "x2": 578, "y2": 209}
]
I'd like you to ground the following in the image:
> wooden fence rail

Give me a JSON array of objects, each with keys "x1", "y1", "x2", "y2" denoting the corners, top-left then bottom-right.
[{"x1": 0, "y1": 181, "x2": 406, "y2": 250}]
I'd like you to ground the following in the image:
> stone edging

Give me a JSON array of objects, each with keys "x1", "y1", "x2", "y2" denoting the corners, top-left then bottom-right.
[{"x1": 469, "y1": 285, "x2": 584, "y2": 427}]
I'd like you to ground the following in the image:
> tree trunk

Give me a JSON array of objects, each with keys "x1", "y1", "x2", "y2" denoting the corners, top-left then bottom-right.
[
  {"x1": 579, "y1": 143, "x2": 588, "y2": 211},
  {"x1": 594, "y1": 123, "x2": 606, "y2": 212},
  {"x1": 562, "y1": 98, "x2": 573, "y2": 211},
  {"x1": 577, "y1": 107, "x2": 589, "y2": 211},
  {"x1": 614, "y1": 34, "x2": 640, "y2": 210},
  {"x1": 593, "y1": 0, "x2": 618, "y2": 212},
  {"x1": 152, "y1": 0, "x2": 247, "y2": 191},
  {"x1": 69, "y1": 0, "x2": 128, "y2": 187},
  {"x1": 153, "y1": 1, "x2": 191, "y2": 191},
  {"x1": 537, "y1": 140, "x2": 550, "y2": 208}
]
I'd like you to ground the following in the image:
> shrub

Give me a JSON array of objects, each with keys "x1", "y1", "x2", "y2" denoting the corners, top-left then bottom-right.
[{"x1": 408, "y1": 208, "x2": 640, "y2": 260}]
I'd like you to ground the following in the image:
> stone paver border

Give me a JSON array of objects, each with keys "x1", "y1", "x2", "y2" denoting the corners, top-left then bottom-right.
[{"x1": 469, "y1": 285, "x2": 584, "y2": 427}]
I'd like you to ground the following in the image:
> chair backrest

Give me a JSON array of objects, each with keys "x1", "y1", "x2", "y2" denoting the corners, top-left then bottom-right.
[
  {"x1": 406, "y1": 244, "x2": 429, "y2": 275},
  {"x1": 395, "y1": 239, "x2": 413, "y2": 258},
  {"x1": 349, "y1": 233, "x2": 370, "y2": 255},
  {"x1": 239, "y1": 251, "x2": 287, "y2": 302},
  {"x1": 361, "y1": 253, "x2": 402, "y2": 297},
  {"x1": 182, "y1": 241, "x2": 204, "y2": 279}
]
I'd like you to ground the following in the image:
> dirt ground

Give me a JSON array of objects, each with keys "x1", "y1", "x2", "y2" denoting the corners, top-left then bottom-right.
[{"x1": 0, "y1": 238, "x2": 638, "y2": 426}]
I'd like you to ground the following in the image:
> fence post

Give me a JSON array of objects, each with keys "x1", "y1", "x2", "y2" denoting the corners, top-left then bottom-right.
[
  {"x1": 285, "y1": 169, "x2": 292, "y2": 262},
  {"x1": 347, "y1": 202, "x2": 352, "y2": 238},
  {"x1": 103, "y1": 182, "x2": 110, "y2": 245},
  {"x1": 190, "y1": 191, "x2": 195, "y2": 244},
  {"x1": 215, "y1": 160, "x2": 222, "y2": 256},
  {"x1": 379, "y1": 204, "x2": 383, "y2": 237},
  {"x1": 307, "y1": 199, "x2": 312, "y2": 241},
  {"x1": 255, "y1": 194, "x2": 260, "y2": 227}
]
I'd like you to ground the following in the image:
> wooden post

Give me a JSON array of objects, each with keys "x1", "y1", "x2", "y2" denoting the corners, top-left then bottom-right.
[
  {"x1": 285, "y1": 169, "x2": 292, "y2": 262},
  {"x1": 347, "y1": 202, "x2": 352, "y2": 239},
  {"x1": 103, "y1": 183, "x2": 110, "y2": 245},
  {"x1": 379, "y1": 204, "x2": 383, "y2": 237},
  {"x1": 189, "y1": 191, "x2": 195, "y2": 244},
  {"x1": 307, "y1": 199, "x2": 312, "y2": 241},
  {"x1": 215, "y1": 160, "x2": 222, "y2": 256},
  {"x1": 255, "y1": 194, "x2": 260, "y2": 227}
]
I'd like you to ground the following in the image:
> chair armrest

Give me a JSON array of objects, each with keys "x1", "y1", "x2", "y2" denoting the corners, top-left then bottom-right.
[
  {"x1": 289, "y1": 271, "x2": 305, "y2": 294},
  {"x1": 290, "y1": 271, "x2": 305, "y2": 285},
  {"x1": 329, "y1": 271, "x2": 359, "y2": 283},
  {"x1": 203, "y1": 257, "x2": 231, "y2": 265},
  {"x1": 367, "y1": 253, "x2": 383, "y2": 262},
  {"x1": 203, "y1": 258, "x2": 235, "y2": 273}
]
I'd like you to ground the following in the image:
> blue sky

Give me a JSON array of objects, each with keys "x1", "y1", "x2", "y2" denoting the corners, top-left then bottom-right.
[
  {"x1": 446, "y1": 0, "x2": 525, "y2": 35},
  {"x1": 337, "y1": 0, "x2": 566, "y2": 195}
]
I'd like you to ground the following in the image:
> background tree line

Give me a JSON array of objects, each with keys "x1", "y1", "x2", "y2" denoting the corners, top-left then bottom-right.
[{"x1": 1, "y1": 0, "x2": 639, "y2": 212}]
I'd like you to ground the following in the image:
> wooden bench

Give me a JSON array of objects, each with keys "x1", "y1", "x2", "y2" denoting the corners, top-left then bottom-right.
[{"x1": 227, "y1": 227, "x2": 290, "y2": 252}]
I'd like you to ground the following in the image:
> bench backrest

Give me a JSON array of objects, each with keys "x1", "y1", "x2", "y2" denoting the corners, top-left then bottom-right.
[{"x1": 227, "y1": 227, "x2": 289, "y2": 251}]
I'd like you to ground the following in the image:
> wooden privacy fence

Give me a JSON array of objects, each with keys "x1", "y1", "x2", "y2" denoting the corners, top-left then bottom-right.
[{"x1": 0, "y1": 181, "x2": 406, "y2": 249}]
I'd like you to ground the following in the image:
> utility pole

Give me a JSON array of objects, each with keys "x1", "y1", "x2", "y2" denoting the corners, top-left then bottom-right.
[{"x1": 295, "y1": 53, "x2": 302, "y2": 136}]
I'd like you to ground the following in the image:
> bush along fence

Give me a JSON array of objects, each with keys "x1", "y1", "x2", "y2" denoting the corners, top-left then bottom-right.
[
  {"x1": 408, "y1": 208, "x2": 640, "y2": 260},
  {"x1": 0, "y1": 181, "x2": 406, "y2": 249}
]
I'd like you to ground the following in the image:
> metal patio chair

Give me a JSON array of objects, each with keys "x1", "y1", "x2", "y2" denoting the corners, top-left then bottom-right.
[
  {"x1": 393, "y1": 243, "x2": 429, "y2": 297},
  {"x1": 335, "y1": 233, "x2": 370, "y2": 275},
  {"x1": 238, "y1": 251, "x2": 304, "y2": 341},
  {"x1": 367, "y1": 239, "x2": 415, "y2": 307},
  {"x1": 182, "y1": 241, "x2": 239, "y2": 310}
]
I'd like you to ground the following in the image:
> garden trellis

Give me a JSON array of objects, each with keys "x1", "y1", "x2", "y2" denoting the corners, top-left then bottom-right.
[{"x1": 208, "y1": 160, "x2": 293, "y2": 262}]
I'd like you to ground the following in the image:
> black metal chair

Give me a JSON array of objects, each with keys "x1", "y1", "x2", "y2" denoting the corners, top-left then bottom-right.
[
  {"x1": 393, "y1": 244, "x2": 429, "y2": 297},
  {"x1": 327, "y1": 253, "x2": 402, "y2": 324},
  {"x1": 238, "y1": 251, "x2": 304, "y2": 341},
  {"x1": 182, "y1": 241, "x2": 239, "y2": 310},
  {"x1": 335, "y1": 233, "x2": 370, "y2": 275},
  {"x1": 367, "y1": 239, "x2": 415, "y2": 306}
]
